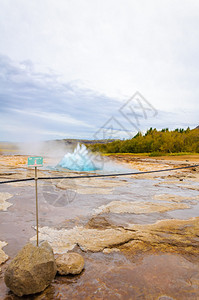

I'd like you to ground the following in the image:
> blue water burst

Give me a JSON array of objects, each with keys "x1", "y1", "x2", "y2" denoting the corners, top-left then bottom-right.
[{"x1": 58, "y1": 143, "x2": 102, "y2": 171}]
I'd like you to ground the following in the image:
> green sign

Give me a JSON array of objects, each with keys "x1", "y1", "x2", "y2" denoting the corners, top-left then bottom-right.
[{"x1": 28, "y1": 156, "x2": 43, "y2": 167}]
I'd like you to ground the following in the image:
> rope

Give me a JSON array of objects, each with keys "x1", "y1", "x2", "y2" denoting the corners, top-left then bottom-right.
[
  {"x1": 0, "y1": 177, "x2": 34, "y2": 184},
  {"x1": 0, "y1": 164, "x2": 198, "y2": 184}
]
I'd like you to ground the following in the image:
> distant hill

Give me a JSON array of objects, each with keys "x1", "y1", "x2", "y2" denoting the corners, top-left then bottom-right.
[
  {"x1": 62, "y1": 139, "x2": 115, "y2": 145},
  {"x1": 195, "y1": 125, "x2": 199, "y2": 129}
]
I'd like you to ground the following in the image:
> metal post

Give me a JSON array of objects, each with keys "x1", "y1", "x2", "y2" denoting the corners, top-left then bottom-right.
[{"x1": 35, "y1": 166, "x2": 39, "y2": 247}]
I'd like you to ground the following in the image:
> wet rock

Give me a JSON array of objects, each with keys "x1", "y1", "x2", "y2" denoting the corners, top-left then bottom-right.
[
  {"x1": 181, "y1": 184, "x2": 199, "y2": 191},
  {"x1": 0, "y1": 192, "x2": 13, "y2": 211},
  {"x1": 30, "y1": 226, "x2": 134, "y2": 252},
  {"x1": 56, "y1": 178, "x2": 126, "y2": 194},
  {"x1": 103, "y1": 247, "x2": 120, "y2": 254},
  {"x1": 153, "y1": 193, "x2": 199, "y2": 203},
  {"x1": 56, "y1": 253, "x2": 84, "y2": 275},
  {"x1": 86, "y1": 216, "x2": 112, "y2": 229},
  {"x1": 0, "y1": 241, "x2": 9, "y2": 271},
  {"x1": 122, "y1": 217, "x2": 199, "y2": 256},
  {"x1": 30, "y1": 217, "x2": 199, "y2": 256},
  {"x1": 158, "y1": 296, "x2": 175, "y2": 300},
  {"x1": 4, "y1": 241, "x2": 57, "y2": 297}
]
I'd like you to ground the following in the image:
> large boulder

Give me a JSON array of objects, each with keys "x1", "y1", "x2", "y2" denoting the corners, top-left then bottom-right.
[
  {"x1": 4, "y1": 241, "x2": 57, "y2": 297},
  {"x1": 56, "y1": 252, "x2": 84, "y2": 275}
]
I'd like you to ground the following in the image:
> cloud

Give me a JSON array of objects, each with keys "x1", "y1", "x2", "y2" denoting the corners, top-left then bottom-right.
[
  {"x1": 0, "y1": 0, "x2": 199, "y2": 109},
  {"x1": 0, "y1": 55, "x2": 123, "y2": 141},
  {"x1": 0, "y1": 54, "x2": 198, "y2": 142},
  {"x1": 10, "y1": 109, "x2": 92, "y2": 128},
  {"x1": 0, "y1": 1, "x2": 199, "y2": 141}
]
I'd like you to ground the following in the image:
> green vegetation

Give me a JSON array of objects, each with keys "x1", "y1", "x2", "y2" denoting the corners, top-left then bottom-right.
[{"x1": 88, "y1": 127, "x2": 199, "y2": 154}]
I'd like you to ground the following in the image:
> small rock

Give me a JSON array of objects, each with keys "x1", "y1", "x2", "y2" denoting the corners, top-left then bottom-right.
[
  {"x1": 158, "y1": 296, "x2": 175, "y2": 300},
  {"x1": 0, "y1": 241, "x2": 9, "y2": 266},
  {"x1": 103, "y1": 247, "x2": 120, "y2": 254},
  {"x1": 0, "y1": 192, "x2": 13, "y2": 211},
  {"x1": 86, "y1": 216, "x2": 112, "y2": 229},
  {"x1": 4, "y1": 241, "x2": 57, "y2": 297},
  {"x1": 56, "y1": 252, "x2": 84, "y2": 275}
]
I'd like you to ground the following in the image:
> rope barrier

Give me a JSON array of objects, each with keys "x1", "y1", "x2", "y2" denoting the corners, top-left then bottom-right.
[
  {"x1": 0, "y1": 177, "x2": 35, "y2": 184},
  {"x1": 0, "y1": 164, "x2": 198, "y2": 185}
]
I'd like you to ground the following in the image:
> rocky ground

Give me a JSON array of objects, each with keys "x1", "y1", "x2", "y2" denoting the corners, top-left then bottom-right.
[{"x1": 0, "y1": 154, "x2": 199, "y2": 299}]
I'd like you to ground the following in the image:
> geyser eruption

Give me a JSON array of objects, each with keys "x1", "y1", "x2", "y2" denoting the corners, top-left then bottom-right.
[{"x1": 58, "y1": 143, "x2": 102, "y2": 171}]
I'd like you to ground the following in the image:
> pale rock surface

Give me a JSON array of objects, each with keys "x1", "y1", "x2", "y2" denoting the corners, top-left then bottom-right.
[
  {"x1": 30, "y1": 217, "x2": 199, "y2": 256},
  {"x1": 30, "y1": 226, "x2": 134, "y2": 253},
  {"x1": 56, "y1": 178, "x2": 126, "y2": 194},
  {"x1": 153, "y1": 193, "x2": 199, "y2": 202},
  {"x1": 0, "y1": 192, "x2": 13, "y2": 211},
  {"x1": 0, "y1": 241, "x2": 9, "y2": 271},
  {"x1": 93, "y1": 200, "x2": 189, "y2": 214}
]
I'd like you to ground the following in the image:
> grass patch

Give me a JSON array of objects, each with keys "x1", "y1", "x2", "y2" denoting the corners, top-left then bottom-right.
[
  {"x1": 101, "y1": 152, "x2": 199, "y2": 157},
  {"x1": 149, "y1": 152, "x2": 166, "y2": 157},
  {"x1": 103, "y1": 153, "x2": 150, "y2": 156},
  {"x1": 167, "y1": 152, "x2": 199, "y2": 156}
]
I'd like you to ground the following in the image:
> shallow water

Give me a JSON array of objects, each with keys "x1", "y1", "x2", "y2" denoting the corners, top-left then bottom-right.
[
  {"x1": 1, "y1": 171, "x2": 199, "y2": 253},
  {"x1": 0, "y1": 158, "x2": 199, "y2": 299},
  {"x1": 1, "y1": 251, "x2": 199, "y2": 299}
]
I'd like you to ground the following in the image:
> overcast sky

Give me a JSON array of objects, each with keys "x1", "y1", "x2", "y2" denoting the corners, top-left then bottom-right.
[{"x1": 0, "y1": 0, "x2": 198, "y2": 141}]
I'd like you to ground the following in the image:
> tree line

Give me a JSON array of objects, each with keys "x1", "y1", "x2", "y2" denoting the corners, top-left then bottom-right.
[{"x1": 88, "y1": 127, "x2": 199, "y2": 154}]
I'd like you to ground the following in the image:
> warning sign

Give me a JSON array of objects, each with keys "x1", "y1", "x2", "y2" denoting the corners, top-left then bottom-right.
[{"x1": 28, "y1": 157, "x2": 43, "y2": 167}]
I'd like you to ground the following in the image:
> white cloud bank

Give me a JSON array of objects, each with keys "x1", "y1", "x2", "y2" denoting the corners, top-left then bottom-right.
[{"x1": 0, "y1": 0, "x2": 198, "y2": 141}]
